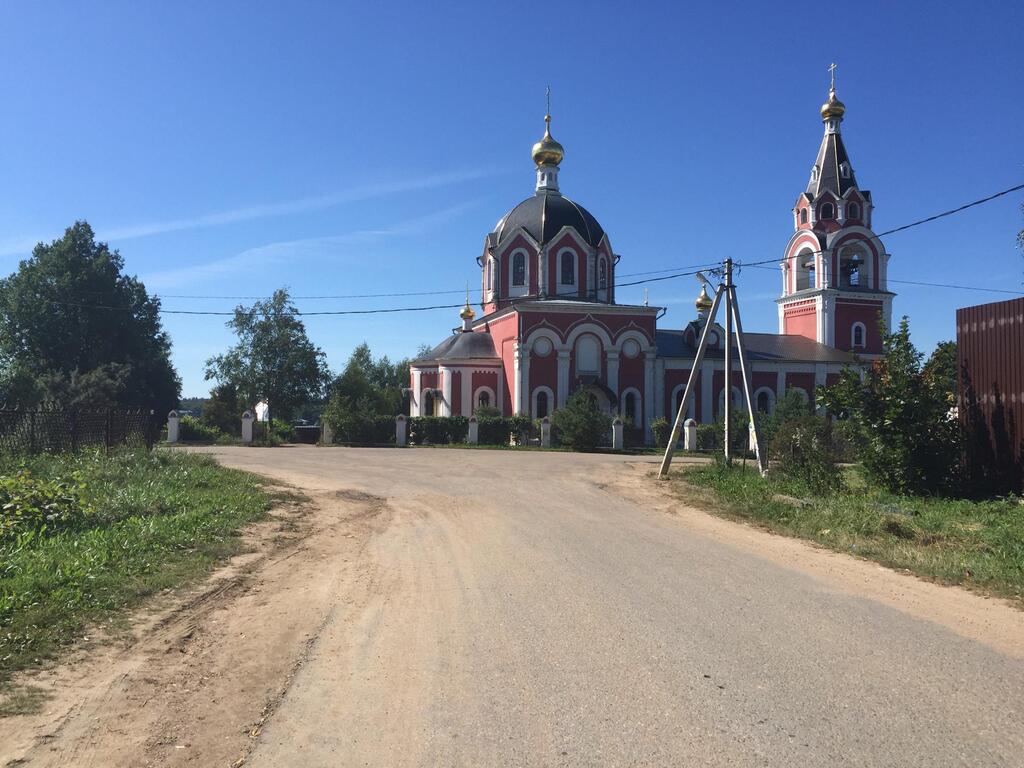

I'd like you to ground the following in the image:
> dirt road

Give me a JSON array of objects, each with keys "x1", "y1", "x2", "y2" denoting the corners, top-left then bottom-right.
[{"x1": 4, "y1": 446, "x2": 1024, "y2": 767}]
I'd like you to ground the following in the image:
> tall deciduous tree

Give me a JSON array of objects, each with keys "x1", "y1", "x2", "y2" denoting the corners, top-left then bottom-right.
[
  {"x1": 0, "y1": 221, "x2": 180, "y2": 412},
  {"x1": 205, "y1": 289, "x2": 329, "y2": 421}
]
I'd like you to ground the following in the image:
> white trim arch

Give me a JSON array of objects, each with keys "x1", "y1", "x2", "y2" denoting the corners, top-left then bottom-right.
[
  {"x1": 525, "y1": 326, "x2": 564, "y2": 354},
  {"x1": 753, "y1": 387, "x2": 776, "y2": 415},
  {"x1": 531, "y1": 386, "x2": 554, "y2": 419},
  {"x1": 473, "y1": 386, "x2": 496, "y2": 413},
  {"x1": 563, "y1": 320, "x2": 614, "y2": 351},
  {"x1": 670, "y1": 383, "x2": 696, "y2": 421},
  {"x1": 507, "y1": 247, "x2": 530, "y2": 297},
  {"x1": 613, "y1": 329, "x2": 653, "y2": 354},
  {"x1": 789, "y1": 387, "x2": 810, "y2": 405},
  {"x1": 620, "y1": 386, "x2": 642, "y2": 426},
  {"x1": 717, "y1": 385, "x2": 743, "y2": 417},
  {"x1": 851, "y1": 321, "x2": 867, "y2": 350}
]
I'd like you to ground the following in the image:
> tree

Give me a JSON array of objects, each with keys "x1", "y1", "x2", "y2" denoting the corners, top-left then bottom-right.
[
  {"x1": 820, "y1": 318, "x2": 960, "y2": 495},
  {"x1": 550, "y1": 389, "x2": 612, "y2": 451},
  {"x1": 205, "y1": 289, "x2": 329, "y2": 421},
  {"x1": 201, "y1": 382, "x2": 240, "y2": 435},
  {"x1": 0, "y1": 221, "x2": 180, "y2": 413}
]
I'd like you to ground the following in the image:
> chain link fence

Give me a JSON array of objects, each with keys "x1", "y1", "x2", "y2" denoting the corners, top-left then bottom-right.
[{"x1": 0, "y1": 408, "x2": 158, "y2": 454}]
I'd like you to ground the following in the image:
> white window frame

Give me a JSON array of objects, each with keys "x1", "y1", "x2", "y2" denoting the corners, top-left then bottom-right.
[
  {"x1": 575, "y1": 334, "x2": 601, "y2": 374},
  {"x1": 557, "y1": 247, "x2": 577, "y2": 293},
  {"x1": 531, "y1": 386, "x2": 554, "y2": 419},
  {"x1": 620, "y1": 386, "x2": 642, "y2": 426},
  {"x1": 753, "y1": 387, "x2": 776, "y2": 415},
  {"x1": 851, "y1": 322, "x2": 867, "y2": 349},
  {"x1": 474, "y1": 386, "x2": 496, "y2": 412},
  {"x1": 508, "y1": 248, "x2": 529, "y2": 297}
]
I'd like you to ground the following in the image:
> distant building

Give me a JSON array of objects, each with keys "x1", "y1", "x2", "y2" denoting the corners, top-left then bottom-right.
[{"x1": 410, "y1": 80, "x2": 890, "y2": 442}]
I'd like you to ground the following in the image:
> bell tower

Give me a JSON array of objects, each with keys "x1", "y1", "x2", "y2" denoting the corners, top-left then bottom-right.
[{"x1": 777, "y1": 66, "x2": 894, "y2": 356}]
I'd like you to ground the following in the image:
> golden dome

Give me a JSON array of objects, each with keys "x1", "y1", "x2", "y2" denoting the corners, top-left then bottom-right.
[
  {"x1": 531, "y1": 115, "x2": 564, "y2": 167},
  {"x1": 821, "y1": 88, "x2": 846, "y2": 120},
  {"x1": 459, "y1": 287, "x2": 476, "y2": 321},
  {"x1": 695, "y1": 284, "x2": 713, "y2": 312}
]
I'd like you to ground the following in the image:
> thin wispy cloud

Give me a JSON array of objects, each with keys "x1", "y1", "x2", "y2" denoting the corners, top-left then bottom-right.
[
  {"x1": 0, "y1": 168, "x2": 497, "y2": 258},
  {"x1": 143, "y1": 200, "x2": 480, "y2": 290}
]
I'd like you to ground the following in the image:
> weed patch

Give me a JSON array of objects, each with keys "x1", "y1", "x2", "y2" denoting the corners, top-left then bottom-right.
[
  {"x1": 675, "y1": 463, "x2": 1024, "y2": 605},
  {"x1": 0, "y1": 449, "x2": 270, "y2": 691}
]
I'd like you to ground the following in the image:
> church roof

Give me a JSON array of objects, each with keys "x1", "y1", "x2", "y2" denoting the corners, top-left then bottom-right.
[
  {"x1": 655, "y1": 329, "x2": 857, "y2": 363},
  {"x1": 413, "y1": 330, "x2": 498, "y2": 364},
  {"x1": 807, "y1": 130, "x2": 858, "y2": 198},
  {"x1": 490, "y1": 192, "x2": 605, "y2": 249}
]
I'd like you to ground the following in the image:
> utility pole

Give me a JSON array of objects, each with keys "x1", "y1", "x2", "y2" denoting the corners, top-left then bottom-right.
[
  {"x1": 658, "y1": 259, "x2": 767, "y2": 478},
  {"x1": 723, "y1": 258, "x2": 733, "y2": 465}
]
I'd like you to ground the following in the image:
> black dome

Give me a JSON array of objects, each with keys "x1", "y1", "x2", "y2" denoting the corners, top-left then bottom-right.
[{"x1": 492, "y1": 192, "x2": 605, "y2": 249}]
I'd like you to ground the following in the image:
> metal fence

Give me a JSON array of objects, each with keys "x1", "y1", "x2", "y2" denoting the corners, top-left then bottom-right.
[{"x1": 0, "y1": 408, "x2": 158, "y2": 454}]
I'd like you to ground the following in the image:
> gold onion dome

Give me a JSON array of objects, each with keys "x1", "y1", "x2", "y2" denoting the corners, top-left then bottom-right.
[
  {"x1": 459, "y1": 288, "x2": 476, "y2": 321},
  {"x1": 695, "y1": 284, "x2": 713, "y2": 312},
  {"x1": 821, "y1": 88, "x2": 846, "y2": 120},
  {"x1": 531, "y1": 115, "x2": 565, "y2": 167}
]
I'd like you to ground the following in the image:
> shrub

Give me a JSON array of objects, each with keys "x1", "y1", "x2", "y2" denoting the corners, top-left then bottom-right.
[
  {"x1": 0, "y1": 470, "x2": 94, "y2": 541},
  {"x1": 696, "y1": 423, "x2": 718, "y2": 450},
  {"x1": 651, "y1": 417, "x2": 671, "y2": 450},
  {"x1": 331, "y1": 414, "x2": 395, "y2": 445},
  {"x1": 769, "y1": 415, "x2": 844, "y2": 494},
  {"x1": 477, "y1": 417, "x2": 512, "y2": 445},
  {"x1": 178, "y1": 415, "x2": 224, "y2": 443},
  {"x1": 474, "y1": 405, "x2": 501, "y2": 419},
  {"x1": 550, "y1": 390, "x2": 612, "y2": 452}
]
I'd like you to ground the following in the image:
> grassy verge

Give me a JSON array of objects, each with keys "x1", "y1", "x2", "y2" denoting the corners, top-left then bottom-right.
[
  {"x1": 0, "y1": 449, "x2": 272, "y2": 695},
  {"x1": 675, "y1": 463, "x2": 1024, "y2": 605}
]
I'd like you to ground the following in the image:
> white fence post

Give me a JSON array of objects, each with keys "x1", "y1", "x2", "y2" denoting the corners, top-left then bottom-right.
[
  {"x1": 540, "y1": 417, "x2": 551, "y2": 448},
  {"x1": 467, "y1": 416, "x2": 478, "y2": 444},
  {"x1": 395, "y1": 415, "x2": 407, "y2": 447},
  {"x1": 612, "y1": 417, "x2": 624, "y2": 451},
  {"x1": 241, "y1": 410, "x2": 254, "y2": 444},
  {"x1": 167, "y1": 410, "x2": 180, "y2": 443},
  {"x1": 683, "y1": 418, "x2": 697, "y2": 451}
]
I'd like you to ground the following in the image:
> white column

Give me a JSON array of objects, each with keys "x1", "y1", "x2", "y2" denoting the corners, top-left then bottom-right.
[
  {"x1": 497, "y1": 369, "x2": 505, "y2": 416},
  {"x1": 587, "y1": 251, "x2": 596, "y2": 299},
  {"x1": 700, "y1": 361, "x2": 713, "y2": 424},
  {"x1": 776, "y1": 369, "x2": 786, "y2": 399},
  {"x1": 814, "y1": 364, "x2": 827, "y2": 413},
  {"x1": 654, "y1": 357, "x2": 665, "y2": 419},
  {"x1": 556, "y1": 350, "x2": 571, "y2": 407},
  {"x1": 643, "y1": 351, "x2": 655, "y2": 443},
  {"x1": 605, "y1": 350, "x2": 620, "y2": 398},
  {"x1": 539, "y1": 249, "x2": 548, "y2": 297},
  {"x1": 411, "y1": 370, "x2": 422, "y2": 416},
  {"x1": 519, "y1": 349, "x2": 530, "y2": 416},
  {"x1": 512, "y1": 346, "x2": 522, "y2": 415},
  {"x1": 460, "y1": 367, "x2": 472, "y2": 416},
  {"x1": 439, "y1": 365, "x2": 453, "y2": 417}
]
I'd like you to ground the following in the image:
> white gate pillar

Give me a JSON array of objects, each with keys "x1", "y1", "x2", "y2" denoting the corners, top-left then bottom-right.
[
  {"x1": 241, "y1": 411, "x2": 254, "y2": 444},
  {"x1": 395, "y1": 415, "x2": 407, "y2": 447},
  {"x1": 540, "y1": 417, "x2": 551, "y2": 448},
  {"x1": 683, "y1": 418, "x2": 697, "y2": 451},
  {"x1": 167, "y1": 410, "x2": 180, "y2": 443},
  {"x1": 467, "y1": 416, "x2": 479, "y2": 444},
  {"x1": 611, "y1": 417, "x2": 624, "y2": 451}
]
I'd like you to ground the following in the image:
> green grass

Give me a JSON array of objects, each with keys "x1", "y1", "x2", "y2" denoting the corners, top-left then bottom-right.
[
  {"x1": 675, "y1": 463, "x2": 1024, "y2": 605},
  {"x1": 0, "y1": 449, "x2": 271, "y2": 688}
]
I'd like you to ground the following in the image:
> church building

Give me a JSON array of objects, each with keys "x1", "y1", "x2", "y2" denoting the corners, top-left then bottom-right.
[{"x1": 409, "y1": 80, "x2": 893, "y2": 443}]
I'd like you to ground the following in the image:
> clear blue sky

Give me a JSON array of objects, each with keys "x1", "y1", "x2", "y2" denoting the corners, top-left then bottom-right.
[{"x1": 1, "y1": 1, "x2": 1021, "y2": 396}]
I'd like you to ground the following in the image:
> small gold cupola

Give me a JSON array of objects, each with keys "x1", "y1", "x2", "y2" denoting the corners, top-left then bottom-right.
[
  {"x1": 531, "y1": 114, "x2": 565, "y2": 167},
  {"x1": 820, "y1": 62, "x2": 846, "y2": 122},
  {"x1": 695, "y1": 283, "x2": 714, "y2": 314},
  {"x1": 459, "y1": 286, "x2": 475, "y2": 331}
]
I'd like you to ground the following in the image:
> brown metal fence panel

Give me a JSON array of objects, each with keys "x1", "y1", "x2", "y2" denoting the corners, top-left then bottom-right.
[
  {"x1": 0, "y1": 408, "x2": 158, "y2": 455},
  {"x1": 957, "y1": 296, "x2": 1024, "y2": 468}
]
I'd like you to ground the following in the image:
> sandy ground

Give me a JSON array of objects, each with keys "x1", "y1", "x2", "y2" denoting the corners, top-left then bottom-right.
[{"x1": 2, "y1": 445, "x2": 1023, "y2": 767}]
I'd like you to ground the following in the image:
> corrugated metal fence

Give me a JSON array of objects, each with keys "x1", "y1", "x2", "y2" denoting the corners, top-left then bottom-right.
[{"x1": 956, "y1": 297, "x2": 1024, "y2": 488}]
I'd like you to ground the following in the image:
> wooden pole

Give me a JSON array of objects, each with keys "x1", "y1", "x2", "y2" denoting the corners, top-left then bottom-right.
[{"x1": 658, "y1": 282, "x2": 725, "y2": 478}]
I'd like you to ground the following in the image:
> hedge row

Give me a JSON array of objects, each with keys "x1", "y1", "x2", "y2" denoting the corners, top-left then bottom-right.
[{"x1": 408, "y1": 416, "x2": 533, "y2": 446}]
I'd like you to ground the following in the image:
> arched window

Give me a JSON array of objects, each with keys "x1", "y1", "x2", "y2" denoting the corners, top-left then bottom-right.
[
  {"x1": 800, "y1": 209, "x2": 808, "y2": 224},
  {"x1": 820, "y1": 202, "x2": 835, "y2": 220},
  {"x1": 851, "y1": 322, "x2": 866, "y2": 349},
  {"x1": 840, "y1": 162, "x2": 851, "y2": 179},
  {"x1": 671, "y1": 385, "x2": 696, "y2": 422},
  {"x1": 487, "y1": 259, "x2": 496, "y2": 293},
  {"x1": 754, "y1": 387, "x2": 776, "y2": 415},
  {"x1": 848, "y1": 202, "x2": 860, "y2": 219},
  {"x1": 422, "y1": 390, "x2": 435, "y2": 417},
  {"x1": 598, "y1": 257, "x2": 607, "y2": 290},
  {"x1": 717, "y1": 386, "x2": 743, "y2": 417},
  {"x1": 840, "y1": 244, "x2": 868, "y2": 288},
  {"x1": 575, "y1": 334, "x2": 600, "y2": 373},
  {"x1": 477, "y1": 391, "x2": 490, "y2": 408},
  {"x1": 795, "y1": 250, "x2": 816, "y2": 291},
  {"x1": 535, "y1": 390, "x2": 549, "y2": 418},
  {"x1": 560, "y1": 250, "x2": 575, "y2": 286},
  {"x1": 512, "y1": 252, "x2": 526, "y2": 287},
  {"x1": 622, "y1": 391, "x2": 639, "y2": 426}
]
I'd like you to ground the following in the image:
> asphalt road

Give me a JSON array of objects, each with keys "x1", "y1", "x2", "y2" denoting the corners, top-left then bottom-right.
[{"x1": 202, "y1": 446, "x2": 1024, "y2": 768}]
